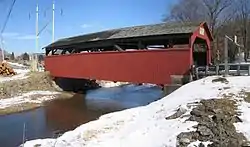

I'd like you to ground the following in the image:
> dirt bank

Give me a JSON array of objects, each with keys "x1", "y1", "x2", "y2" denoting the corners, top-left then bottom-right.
[
  {"x1": 167, "y1": 97, "x2": 250, "y2": 147},
  {"x1": 0, "y1": 71, "x2": 74, "y2": 115},
  {"x1": 0, "y1": 71, "x2": 60, "y2": 99}
]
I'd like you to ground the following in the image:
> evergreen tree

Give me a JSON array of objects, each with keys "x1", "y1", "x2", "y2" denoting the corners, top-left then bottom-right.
[{"x1": 10, "y1": 52, "x2": 15, "y2": 60}]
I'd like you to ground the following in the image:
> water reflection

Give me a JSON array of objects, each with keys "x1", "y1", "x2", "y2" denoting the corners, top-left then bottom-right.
[
  {"x1": 86, "y1": 84, "x2": 164, "y2": 108},
  {"x1": 0, "y1": 108, "x2": 49, "y2": 147},
  {"x1": 44, "y1": 94, "x2": 110, "y2": 135},
  {"x1": 0, "y1": 84, "x2": 164, "y2": 147}
]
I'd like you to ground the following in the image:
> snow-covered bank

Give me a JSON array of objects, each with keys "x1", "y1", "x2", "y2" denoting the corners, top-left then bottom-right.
[
  {"x1": 0, "y1": 91, "x2": 59, "y2": 109},
  {"x1": 0, "y1": 65, "x2": 62, "y2": 114},
  {"x1": 22, "y1": 76, "x2": 250, "y2": 147},
  {"x1": 234, "y1": 94, "x2": 250, "y2": 140},
  {"x1": 0, "y1": 69, "x2": 29, "y2": 83}
]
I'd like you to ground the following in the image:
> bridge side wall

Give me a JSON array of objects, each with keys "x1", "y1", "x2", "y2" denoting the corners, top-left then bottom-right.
[{"x1": 45, "y1": 49, "x2": 191, "y2": 85}]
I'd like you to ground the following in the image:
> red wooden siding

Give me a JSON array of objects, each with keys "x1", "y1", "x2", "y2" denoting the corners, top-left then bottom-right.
[
  {"x1": 45, "y1": 49, "x2": 191, "y2": 84},
  {"x1": 190, "y1": 23, "x2": 212, "y2": 65}
]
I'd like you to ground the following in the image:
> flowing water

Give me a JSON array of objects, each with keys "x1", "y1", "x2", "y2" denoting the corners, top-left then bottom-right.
[{"x1": 0, "y1": 84, "x2": 168, "y2": 147}]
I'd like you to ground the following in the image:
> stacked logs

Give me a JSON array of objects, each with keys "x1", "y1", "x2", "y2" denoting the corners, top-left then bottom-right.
[{"x1": 0, "y1": 62, "x2": 16, "y2": 76}]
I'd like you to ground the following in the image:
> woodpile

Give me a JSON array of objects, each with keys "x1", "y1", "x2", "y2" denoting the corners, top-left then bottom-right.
[{"x1": 0, "y1": 62, "x2": 16, "y2": 76}]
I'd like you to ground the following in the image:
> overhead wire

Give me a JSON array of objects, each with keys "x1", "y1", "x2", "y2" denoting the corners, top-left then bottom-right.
[
  {"x1": 1, "y1": 0, "x2": 17, "y2": 34},
  {"x1": 0, "y1": 0, "x2": 17, "y2": 60}
]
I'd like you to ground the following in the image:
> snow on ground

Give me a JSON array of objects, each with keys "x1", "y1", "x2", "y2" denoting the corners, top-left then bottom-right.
[
  {"x1": 0, "y1": 91, "x2": 59, "y2": 109},
  {"x1": 22, "y1": 76, "x2": 250, "y2": 147},
  {"x1": 97, "y1": 81, "x2": 130, "y2": 88},
  {"x1": 7, "y1": 61, "x2": 27, "y2": 68},
  {"x1": 97, "y1": 80, "x2": 157, "y2": 88},
  {"x1": 234, "y1": 96, "x2": 250, "y2": 140},
  {"x1": 0, "y1": 61, "x2": 30, "y2": 83},
  {"x1": 0, "y1": 68, "x2": 29, "y2": 83},
  {"x1": 187, "y1": 141, "x2": 212, "y2": 147}
]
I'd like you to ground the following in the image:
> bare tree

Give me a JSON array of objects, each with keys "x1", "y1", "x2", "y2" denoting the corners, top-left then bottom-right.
[
  {"x1": 10, "y1": 52, "x2": 14, "y2": 60},
  {"x1": 165, "y1": 0, "x2": 246, "y2": 63},
  {"x1": 166, "y1": 0, "x2": 206, "y2": 22},
  {"x1": 22, "y1": 52, "x2": 30, "y2": 61},
  {"x1": 166, "y1": 0, "x2": 233, "y2": 36},
  {"x1": 202, "y1": 0, "x2": 234, "y2": 36},
  {"x1": 235, "y1": 0, "x2": 250, "y2": 61}
]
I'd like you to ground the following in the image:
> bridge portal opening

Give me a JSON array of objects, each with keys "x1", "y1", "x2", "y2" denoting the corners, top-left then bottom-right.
[{"x1": 192, "y1": 37, "x2": 208, "y2": 67}]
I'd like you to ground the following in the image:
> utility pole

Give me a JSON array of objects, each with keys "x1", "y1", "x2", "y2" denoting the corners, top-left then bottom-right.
[
  {"x1": 52, "y1": 0, "x2": 55, "y2": 43},
  {"x1": 235, "y1": 35, "x2": 240, "y2": 63},
  {"x1": 32, "y1": 1, "x2": 39, "y2": 72},
  {"x1": 224, "y1": 36, "x2": 229, "y2": 76},
  {"x1": 224, "y1": 35, "x2": 243, "y2": 76},
  {"x1": 36, "y1": 2, "x2": 39, "y2": 55},
  {"x1": 0, "y1": 35, "x2": 4, "y2": 62},
  {"x1": 0, "y1": 0, "x2": 17, "y2": 62}
]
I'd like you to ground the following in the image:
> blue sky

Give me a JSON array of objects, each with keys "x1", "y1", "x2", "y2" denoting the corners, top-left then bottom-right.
[{"x1": 0, "y1": 0, "x2": 176, "y2": 55}]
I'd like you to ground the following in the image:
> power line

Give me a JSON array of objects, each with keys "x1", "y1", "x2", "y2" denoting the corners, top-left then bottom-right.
[
  {"x1": 1, "y1": 0, "x2": 17, "y2": 34},
  {"x1": 38, "y1": 20, "x2": 51, "y2": 36},
  {"x1": 0, "y1": 0, "x2": 16, "y2": 61}
]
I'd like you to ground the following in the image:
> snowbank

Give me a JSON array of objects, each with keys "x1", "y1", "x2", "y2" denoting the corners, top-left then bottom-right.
[
  {"x1": 22, "y1": 76, "x2": 250, "y2": 147},
  {"x1": 234, "y1": 96, "x2": 250, "y2": 140},
  {"x1": 0, "y1": 91, "x2": 59, "y2": 109}
]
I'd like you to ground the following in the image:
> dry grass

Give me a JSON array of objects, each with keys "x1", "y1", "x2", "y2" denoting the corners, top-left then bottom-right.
[
  {"x1": 212, "y1": 99, "x2": 237, "y2": 115},
  {"x1": 0, "y1": 71, "x2": 77, "y2": 115},
  {"x1": 179, "y1": 97, "x2": 248, "y2": 146},
  {"x1": 242, "y1": 91, "x2": 250, "y2": 103},
  {"x1": 222, "y1": 93, "x2": 235, "y2": 99},
  {"x1": 33, "y1": 144, "x2": 41, "y2": 147},
  {"x1": 0, "y1": 71, "x2": 59, "y2": 99}
]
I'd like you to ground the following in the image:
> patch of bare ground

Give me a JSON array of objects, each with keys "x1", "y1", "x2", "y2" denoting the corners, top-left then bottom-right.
[
  {"x1": 167, "y1": 98, "x2": 249, "y2": 147},
  {"x1": 212, "y1": 77, "x2": 229, "y2": 84},
  {"x1": 0, "y1": 71, "x2": 69, "y2": 115},
  {"x1": 242, "y1": 91, "x2": 250, "y2": 103},
  {"x1": 0, "y1": 71, "x2": 60, "y2": 99}
]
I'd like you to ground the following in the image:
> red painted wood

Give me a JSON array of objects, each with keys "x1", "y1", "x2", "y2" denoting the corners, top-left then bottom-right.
[
  {"x1": 191, "y1": 23, "x2": 212, "y2": 65},
  {"x1": 45, "y1": 49, "x2": 191, "y2": 84}
]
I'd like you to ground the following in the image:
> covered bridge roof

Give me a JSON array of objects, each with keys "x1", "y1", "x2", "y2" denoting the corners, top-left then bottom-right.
[{"x1": 45, "y1": 21, "x2": 207, "y2": 49}]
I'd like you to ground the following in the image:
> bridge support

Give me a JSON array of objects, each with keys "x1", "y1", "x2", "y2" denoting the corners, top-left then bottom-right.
[
  {"x1": 162, "y1": 75, "x2": 184, "y2": 95},
  {"x1": 163, "y1": 84, "x2": 182, "y2": 95}
]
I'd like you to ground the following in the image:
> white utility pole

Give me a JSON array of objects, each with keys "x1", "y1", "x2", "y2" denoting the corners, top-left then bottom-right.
[
  {"x1": 32, "y1": 1, "x2": 39, "y2": 71},
  {"x1": 0, "y1": 35, "x2": 4, "y2": 62},
  {"x1": 224, "y1": 35, "x2": 243, "y2": 76},
  {"x1": 224, "y1": 35, "x2": 229, "y2": 76},
  {"x1": 36, "y1": 2, "x2": 39, "y2": 54},
  {"x1": 235, "y1": 35, "x2": 241, "y2": 63},
  {"x1": 52, "y1": 0, "x2": 55, "y2": 43},
  {"x1": 234, "y1": 35, "x2": 237, "y2": 44}
]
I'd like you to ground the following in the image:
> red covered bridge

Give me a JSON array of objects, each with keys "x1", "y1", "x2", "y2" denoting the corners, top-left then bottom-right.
[{"x1": 44, "y1": 21, "x2": 212, "y2": 86}]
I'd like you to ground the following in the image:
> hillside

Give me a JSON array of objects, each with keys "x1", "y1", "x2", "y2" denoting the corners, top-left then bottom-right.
[{"x1": 22, "y1": 76, "x2": 250, "y2": 147}]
